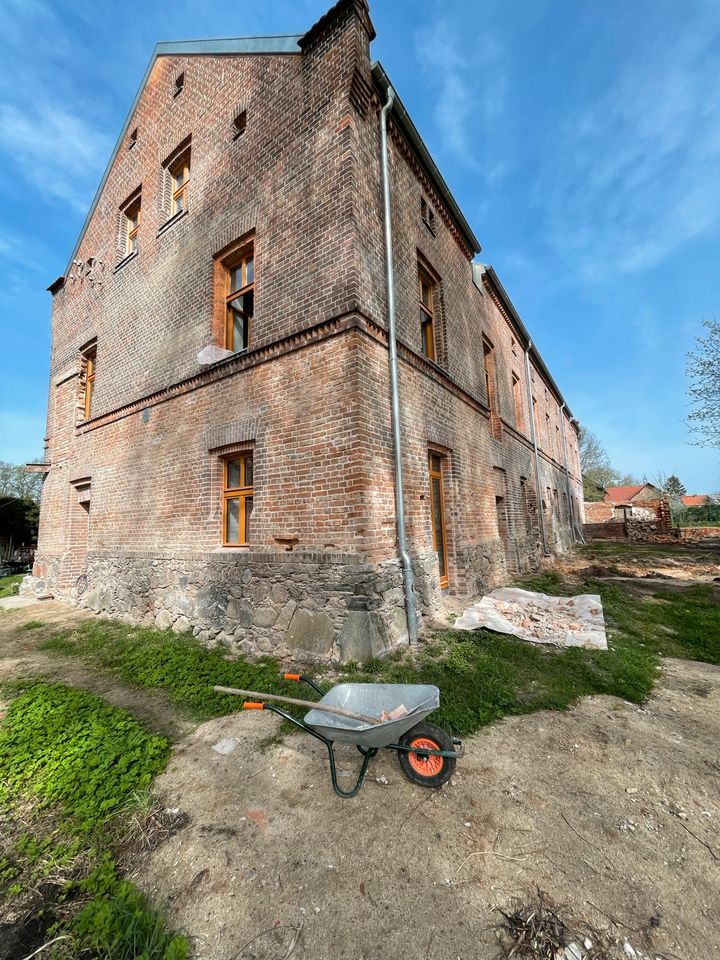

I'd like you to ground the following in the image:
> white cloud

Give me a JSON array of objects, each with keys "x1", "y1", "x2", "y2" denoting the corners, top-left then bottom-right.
[
  {"x1": 0, "y1": 103, "x2": 111, "y2": 213},
  {"x1": 413, "y1": 18, "x2": 507, "y2": 179},
  {"x1": 539, "y1": 6, "x2": 720, "y2": 280}
]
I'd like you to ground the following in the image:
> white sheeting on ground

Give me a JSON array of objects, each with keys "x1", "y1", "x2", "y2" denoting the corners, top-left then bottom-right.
[{"x1": 454, "y1": 587, "x2": 608, "y2": 650}]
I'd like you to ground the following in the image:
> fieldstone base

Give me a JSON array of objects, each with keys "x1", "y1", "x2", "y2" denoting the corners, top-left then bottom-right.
[{"x1": 25, "y1": 548, "x2": 442, "y2": 663}]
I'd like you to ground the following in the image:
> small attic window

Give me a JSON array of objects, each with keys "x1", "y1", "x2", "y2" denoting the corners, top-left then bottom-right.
[
  {"x1": 174, "y1": 72, "x2": 185, "y2": 97},
  {"x1": 421, "y1": 196, "x2": 436, "y2": 234},
  {"x1": 232, "y1": 110, "x2": 247, "y2": 140},
  {"x1": 128, "y1": 128, "x2": 138, "y2": 150}
]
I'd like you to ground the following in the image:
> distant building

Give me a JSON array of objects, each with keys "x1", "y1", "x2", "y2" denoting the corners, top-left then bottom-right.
[{"x1": 681, "y1": 494, "x2": 710, "y2": 507}]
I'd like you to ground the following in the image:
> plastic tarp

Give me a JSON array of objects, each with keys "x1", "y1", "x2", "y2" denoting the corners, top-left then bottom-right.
[{"x1": 454, "y1": 587, "x2": 608, "y2": 650}]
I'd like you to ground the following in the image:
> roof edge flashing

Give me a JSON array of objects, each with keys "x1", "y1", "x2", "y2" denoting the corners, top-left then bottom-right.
[{"x1": 372, "y1": 61, "x2": 481, "y2": 256}]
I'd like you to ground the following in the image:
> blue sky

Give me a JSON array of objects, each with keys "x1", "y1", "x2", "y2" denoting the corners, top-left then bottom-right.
[{"x1": 1, "y1": 0, "x2": 718, "y2": 492}]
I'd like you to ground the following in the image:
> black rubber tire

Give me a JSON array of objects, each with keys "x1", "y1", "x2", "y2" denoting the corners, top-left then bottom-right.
[{"x1": 396, "y1": 721, "x2": 456, "y2": 788}]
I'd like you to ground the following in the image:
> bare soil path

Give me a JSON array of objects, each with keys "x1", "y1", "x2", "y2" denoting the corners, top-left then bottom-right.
[
  {"x1": 137, "y1": 657, "x2": 720, "y2": 960},
  {"x1": 0, "y1": 600, "x2": 190, "y2": 738}
]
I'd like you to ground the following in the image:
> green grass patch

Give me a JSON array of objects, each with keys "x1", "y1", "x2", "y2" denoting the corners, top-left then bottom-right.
[
  {"x1": 41, "y1": 620, "x2": 293, "y2": 722},
  {"x1": 341, "y1": 629, "x2": 656, "y2": 736},
  {"x1": 70, "y1": 855, "x2": 189, "y2": 960},
  {"x1": 0, "y1": 574, "x2": 23, "y2": 598},
  {"x1": 0, "y1": 681, "x2": 170, "y2": 828},
  {"x1": 0, "y1": 680, "x2": 188, "y2": 957},
  {"x1": 22, "y1": 618, "x2": 45, "y2": 630}
]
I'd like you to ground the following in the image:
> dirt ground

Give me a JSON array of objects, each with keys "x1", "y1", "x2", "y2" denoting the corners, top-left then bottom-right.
[
  {"x1": 1, "y1": 560, "x2": 719, "y2": 960},
  {"x1": 136, "y1": 659, "x2": 719, "y2": 960}
]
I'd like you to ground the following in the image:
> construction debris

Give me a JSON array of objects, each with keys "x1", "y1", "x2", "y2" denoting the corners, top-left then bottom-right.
[{"x1": 455, "y1": 588, "x2": 607, "y2": 650}]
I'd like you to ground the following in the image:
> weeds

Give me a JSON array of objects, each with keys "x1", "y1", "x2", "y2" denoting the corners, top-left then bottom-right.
[
  {"x1": 0, "y1": 574, "x2": 23, "y2": 599},
  {"x1": 41, "y1": 621, "x2": 292, "y2": 722},
  {"x1": 0, "y1": 681, "x2": 188, "y2": 958},
  {"x1": 0, "y1": 681, "x2": 170, "y2": 828}
]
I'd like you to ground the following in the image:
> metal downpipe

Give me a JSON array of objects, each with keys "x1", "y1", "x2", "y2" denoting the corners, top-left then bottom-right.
[
  {"x1": 524, "y1": 341, "x2": 550, "y2": 556},
  {"x1": 560, "y1": 406, "x2": 586, "y2": 544},
  {"x1": 380, "y1": 88, "x2": 418, "y2": 645}
]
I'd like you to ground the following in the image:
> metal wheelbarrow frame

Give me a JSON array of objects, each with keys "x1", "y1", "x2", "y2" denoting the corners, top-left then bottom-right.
[{"x1": 242, "y1": 674, "x2": 464, "y2": 798}]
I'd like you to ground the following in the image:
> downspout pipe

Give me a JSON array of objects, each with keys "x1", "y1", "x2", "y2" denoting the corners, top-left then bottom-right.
[
  {"x1": 524, "y1": 340, "x2": 550, "y2": 556},
  {"x1": 560, "y1": 403, "x2": 585, "y2": 544},
  {"x1": 380, "y1": 87, "x2": 419, "y2": 645}
]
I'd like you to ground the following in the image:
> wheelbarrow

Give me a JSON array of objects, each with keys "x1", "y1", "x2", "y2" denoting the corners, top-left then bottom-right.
[{"x1": 219, "y1": 674, "x2": 463, "y2": 799}]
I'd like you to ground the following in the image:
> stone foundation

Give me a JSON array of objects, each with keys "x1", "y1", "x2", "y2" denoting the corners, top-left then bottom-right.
[{"x1": 24, "y1": 549, "x2": 444, "y2": 663}]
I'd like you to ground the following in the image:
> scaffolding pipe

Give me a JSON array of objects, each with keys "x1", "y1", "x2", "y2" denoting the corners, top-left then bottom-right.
[
  {"x1": 380, "y1": 87, "x2": 418, "y2": 645},
  {"x1": 524, "y1": 341, "x2": 550, "y2": 556}
]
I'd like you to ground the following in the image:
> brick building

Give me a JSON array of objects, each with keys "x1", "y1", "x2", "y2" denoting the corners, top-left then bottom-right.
[{"x1": 26, "y1": 0, "x2": 583, "y2": 661}]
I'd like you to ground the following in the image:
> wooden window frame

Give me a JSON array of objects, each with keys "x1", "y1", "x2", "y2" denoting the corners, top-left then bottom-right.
[
  {"x1": 428, "y1": 452, "x2": 449, "y2": 589},
  {"x1": 418, "y1": 265, "x2": 437, "y2": 362},
  {"x1": 483, "y1": 337, "x2": 498, "y2": 414},
  {"x1": 82, "y1": 346, "x2": 96, "y2": 420},
  {"x1": 222, "y1": 452, "x2": 254, "y2": 546},
  {"x1": 224, "y1": 242, "x2": 254, "y2": 352},
  {"x1": 169, "y1": 149, "x2": 190, "y2": 217}
]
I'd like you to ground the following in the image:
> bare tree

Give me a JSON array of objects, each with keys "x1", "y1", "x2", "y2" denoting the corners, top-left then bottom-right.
[
  {"x1": 578, "y1": 427, "x2": 627, "y2": 500},
  {"x1": 0, "y1": 462, "x2": 43, "y2": 503},
  {"x1": 687, "y1": 319, "x2": 720, "y2": 447}
]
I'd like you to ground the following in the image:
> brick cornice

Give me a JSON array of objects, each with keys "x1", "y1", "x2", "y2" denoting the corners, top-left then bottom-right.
[{"x1": 373, "y1": 102, "x2": 474, "y2": 262}]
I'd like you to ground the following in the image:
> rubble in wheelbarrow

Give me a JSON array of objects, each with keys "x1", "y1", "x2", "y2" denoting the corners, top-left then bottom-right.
[{"x1": 454, "y1": 587, "x2": 608, "y2": 650}]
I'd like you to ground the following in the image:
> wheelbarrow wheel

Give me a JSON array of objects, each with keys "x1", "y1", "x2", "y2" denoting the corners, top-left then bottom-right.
[{"x1": 396, "y1": 721, "x2": 456, "y2": 788}]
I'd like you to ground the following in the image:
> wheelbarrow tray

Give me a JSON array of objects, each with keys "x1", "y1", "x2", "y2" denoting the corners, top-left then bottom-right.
[{"x1": 303, "y1": 683, "x2": 440, "y2": 748}]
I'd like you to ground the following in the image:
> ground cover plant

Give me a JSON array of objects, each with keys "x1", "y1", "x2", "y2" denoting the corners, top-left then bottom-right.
[
  {"x1": 0, "y1": 574, "x2": 22, "y2": 598},
  {"x1": 0, "y1": 681, "x2": 188, "y2": 959}
]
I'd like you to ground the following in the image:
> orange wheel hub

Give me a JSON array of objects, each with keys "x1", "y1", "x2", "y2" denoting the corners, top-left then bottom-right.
[{"x1": 407, "y1": 737, "x2": 443, "y2": 777}]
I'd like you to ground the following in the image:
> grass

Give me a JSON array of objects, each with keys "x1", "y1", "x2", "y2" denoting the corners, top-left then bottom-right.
[
  {"x1": 0, "y1": 574, "x2": 23, "y2": 598},
  {"x1": 0, "y1": 681, "x2": 188, "y2": 958},
  {"x1": 38, "y1": 615, "x2": 655, "y2": 737},
  {"x1": 41, "y1": 619, "x2": 294, "y2": 723},
  {"x1": 0, "y1": 681, "x2": 170, "y2": 827}
]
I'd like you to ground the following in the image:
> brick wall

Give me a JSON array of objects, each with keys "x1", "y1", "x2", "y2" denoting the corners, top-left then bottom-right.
[{"x1": 29, "y1": 0, "x2": 582, "y2": 660}]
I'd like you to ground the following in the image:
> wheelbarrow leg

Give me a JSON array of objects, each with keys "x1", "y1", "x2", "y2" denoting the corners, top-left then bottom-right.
[
  {"x1": 326, "y1": 743, "x2": 377, "y2": 799},
  {"x1": 261, "y1": 704, "x2": 377, "y2": 798}
]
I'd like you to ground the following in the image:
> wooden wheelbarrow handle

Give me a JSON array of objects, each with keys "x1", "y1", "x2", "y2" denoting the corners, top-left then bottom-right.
[{"x1": 213, "y1": 685, "x2": 380, "y2": 725}]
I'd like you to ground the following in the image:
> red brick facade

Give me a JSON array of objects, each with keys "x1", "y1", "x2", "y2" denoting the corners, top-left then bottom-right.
[{"x1": 27, "y1": 0, "x2": 583, "y2": 660}]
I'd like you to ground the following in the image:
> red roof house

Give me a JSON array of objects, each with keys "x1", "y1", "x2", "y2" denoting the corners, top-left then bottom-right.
[
  {"x1": 603, "y1": 483, "x2": 660, "y2": 504},
  {"x1": 681, "y1": 494, "x2": 710, "y2": 507}
]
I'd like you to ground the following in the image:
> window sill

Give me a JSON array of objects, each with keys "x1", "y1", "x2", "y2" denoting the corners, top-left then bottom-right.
[
  {"x1": 157, "y1": 209, "x2": 188, "y2": 236},
  {"x1": 214, "y1": 544, "x2": 250, "y2": 553},
  {"x1": 113, "y1": 250, "x2": 138, "y2": 274}
]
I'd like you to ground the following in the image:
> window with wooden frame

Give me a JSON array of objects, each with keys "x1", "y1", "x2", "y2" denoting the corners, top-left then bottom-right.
[
  {"x1": 418, "y1": 265, "x2": 437, "y2": 361},
  {"x1": 124, "y1": 194, "x2": 141, "y2": 256},
  {"x1": 222, "y1": 453, "x2": 253, "y2": 545},
  {"x1": 169, "y1": 147, "x2": 190, "y2": 216},
  {"x1": 428, "y1": 452, "x2": 449, "y2": 589},
  {"x1": 512, "y1": 372, "x2": 525, "y2": 432},
  {"x1": 224, "y1": 243, "x2": 254, "y2": 352},
  {"x1": 82, "y1": 345, "x2": 96, "y2": 420}
]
